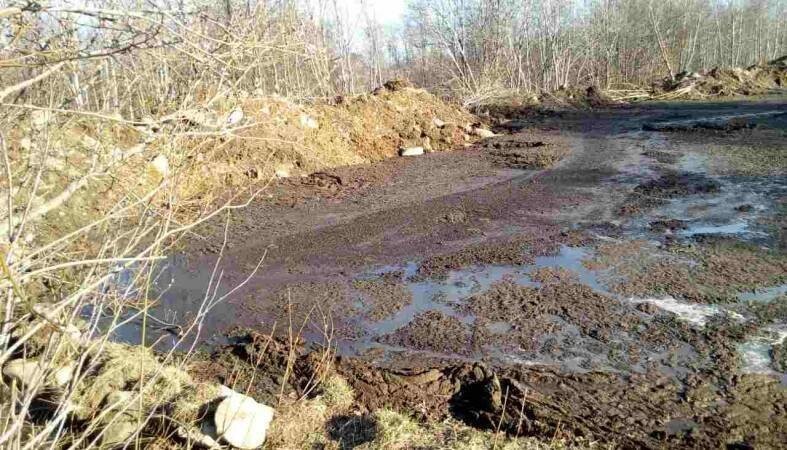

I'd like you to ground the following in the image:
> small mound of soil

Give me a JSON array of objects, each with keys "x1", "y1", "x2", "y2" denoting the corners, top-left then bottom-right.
[
  {"x1": 539, "y1": 85, "x2": 620, "y2": 110},
  {"x1": 484, "y1": 139, "x2": 567, "y2": 169},
  {"x1": 642, "y1": 150, "x2": 679, "y2": 164},
  {"x1": 377, "y1": 311, "x2": 471, "y2": 355},
  {"x1": 771, "y1": 343, "x2": 787, "y2": 372},
  {"x1": 634, "y1": 171, "x2": 721, "y2": 198},
  {"x1": 643, "y1": 118, "x2": 757, "y2": 133},
  {"x1": 382, "y1": 78, "x2": 413, "y2": 92},
  {"x1": 736, "y1": 204, "x2": 754, "y2": 212},
  {"x1": 416, "y1": 231, "x2": 589, "y2": 280},
  {"x1": 649, "y1": 219, "x2": 689, "y2": 232},
  {"x1": 353, "y1": 277, "x2": 413, "y2": 321},
  {"x1": 590, "y1": 239, "x2": 787, "y2": 303},
  {"x1": 654, "y1": 58, "x2": 787, "y2": 98},
  {"x1": 528, "y1": 267, "x2": 579, "y2": 285}
]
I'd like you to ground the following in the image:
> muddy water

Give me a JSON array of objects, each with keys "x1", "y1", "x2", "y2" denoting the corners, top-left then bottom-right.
[{"x1": 102, "y1": 99, "x2": 787, "y2": 382}]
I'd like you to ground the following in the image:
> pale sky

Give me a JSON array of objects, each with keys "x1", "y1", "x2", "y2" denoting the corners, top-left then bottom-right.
[
  {"x1": 335, "y1": 0, "x2": 407, "y2": 26},
  {"x1": 365, "y1": 0, "x2": 407, "y2": 25}
]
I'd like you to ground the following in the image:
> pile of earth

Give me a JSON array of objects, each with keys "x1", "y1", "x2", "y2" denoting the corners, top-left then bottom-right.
[
  {"x1": 472, "y1": 86, "x2": 621, "y2": 125},
  {"x1": 654, "y1": 55, "x2": 787, "y2": 98},
  {"x1": 537, "y1": 85, "x2": 620, "y2": 110},
  {"x1": 482, "y1": 137, "x2": 568, "y2": 169},
  {"x1": 178, "y1": 78, "x2": 479, "y2": 191},
  {"x1": 8, "y1": 78, "x2": 479, "y2": 248}
]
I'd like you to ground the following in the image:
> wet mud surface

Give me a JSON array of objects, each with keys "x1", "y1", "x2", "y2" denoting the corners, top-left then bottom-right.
[{"x1": 119, "y1": 97, "x2": 786, "y2": 448}]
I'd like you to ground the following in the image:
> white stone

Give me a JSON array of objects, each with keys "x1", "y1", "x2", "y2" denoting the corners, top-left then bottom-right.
[
  {"x1": 214, "y1": 393, "x2": 274, "y2": 449},
  {"x1": 53, "y1": 363, "x2": 76, "y2": 386},
  {"x1": 432, "y1": 118, "x2": 446, "y2": 128},
  {"x1": 399, "y1": 147, "x2": 424, "y2": 157},
  {"x1": 218, "y1": 384, "x2": 237, "y2": 397},
  {"x1": 225, "y1": 108, "x2": 244, "y2": 126},
  {"x1": 3, "y1": 359, "x2": 44, "y2": 387},
  {"x1": 473, "y1": 128, "x2": 496, "y2": 138},
  {"x1": 299, "y1": 114, "x2": 319, "y2": 129},
  {"x1": 150, "y1": 154, "x2": 170, "y2": 178}
]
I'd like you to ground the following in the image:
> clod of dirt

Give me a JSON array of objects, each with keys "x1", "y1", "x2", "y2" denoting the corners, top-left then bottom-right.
[
  {"x1": 352, "y1": 277, "x2": 413, "y2": 321},
  {"x1": 649, "y1": 219, "x2": 689, "y2": 232},
  {"x1": 528, "y1": 267, "x2": 579, "y2": 285},
  {"x1": 735, "y1": 204, "x2": 754, "y2": 212},
  {"x1": 377, "y1": 310, "x2": 471, "y2": 355},
  {"x1": 590, "y1": 239, "x2": 787, "y2": 303},
  {"x1": 484, "y1": 139, "x2": 566, "y2": 170},
  {"x1": 634, "y1": 171, "x2": 721, "y2": 198},
  {"x1": 415, "y1": 230, "x2": 588, "y2": 280},
  {"x1": 538, "y1": 85, "x2": 621, "y2": 110},
  {"x1": 642, "y1": 149, "x2": 679, "y2": 164},
  {"x1": 382, "y1": 79, "x2": 414, "y2": 92},
  {"x1": 189, "y1": 333, "x2": 321, "y2": 406},
  {"x1": 771, "y1": 343, "x2": 787, "y2": 372},
  {"x1": 439, "y1": 210, "x2": 468, "y2": 224}
]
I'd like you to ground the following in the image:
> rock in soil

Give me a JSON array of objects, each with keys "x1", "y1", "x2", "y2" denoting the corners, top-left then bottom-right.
[
  {"x1": 3, "y1": 359, "x2": 44, "y2": 387},
  {"x1": 214, "y1": 393, "x2": 275, "y2": 449},
  {"x1": 399, "y1": 146, "x2": 424, "y2": 157}
]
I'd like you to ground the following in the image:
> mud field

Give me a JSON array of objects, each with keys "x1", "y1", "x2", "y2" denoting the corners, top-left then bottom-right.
[{"x1": 117, "y1": 98, "x2": 786, "y2": 448}]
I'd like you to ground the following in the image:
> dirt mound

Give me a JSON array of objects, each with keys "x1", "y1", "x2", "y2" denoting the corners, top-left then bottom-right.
[
  {"x1": 654, "y1": 56, "x2": 787, "y2": 99},
  {"x1": 634, "y1": 171, "x2": 721, "y2": 198},
  {"x1": 377, "y1": 311, "x2": 472, "y2": 355},
  {"x1": 353, "y1": 276, "x2": 413, "y2": 321},
  {"x1": 483, "y1": 138, "x2": 567, "y2": 169},
  {"x1": 538, "y1": 85, "x2": 620, "y2": 110}
]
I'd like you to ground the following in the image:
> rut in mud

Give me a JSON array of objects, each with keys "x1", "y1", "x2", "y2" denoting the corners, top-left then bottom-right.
[{"x1": 111, "y1": 98, "x2": 786, "y2": 448}]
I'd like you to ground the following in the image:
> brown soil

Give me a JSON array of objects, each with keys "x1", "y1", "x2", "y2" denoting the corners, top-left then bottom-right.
[
  {"x1": 353, "y1": 276, "x2": 413, "y2": 321},
  {"x1": 772, "y1": 343, "x2": 787, "y2": 372},
  {"x1": 415, "y1": 230, "x2": 588, "y2": 280},
  {"x1": 649, "y1": 218, "x2": 689, "y2": 232},
  {"x1": 589, "y1": 239, "x2": 787, "y2": 303},
  {"x1": 378, "y1": 311, "x2": 472, "y2": 355},
  {"x1": 642, "y1": 149, "x2": 680, "y2": 164},
  {"x1": 655, "y1": 57, "x2": 787, "y2": 98},
  {"x1": 483, "y1": 138, "x2": 568, "y2": 169},
  {"x1": 333, "y1": 358, "x2": 787, "y2": 449},
  {"x1": 160, "y1": 98, "x2": 787, "y2": 449},
  {"x1": 634, "y1": 171, "x2": 721, "y2": 198},
  {"x1": 528, "y1": 266, "x2": 579, "y2": 284}
]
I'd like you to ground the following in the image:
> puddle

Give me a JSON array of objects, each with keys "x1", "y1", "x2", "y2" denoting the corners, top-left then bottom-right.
[
  {"x1": 739, "y1": 324, "x2": 787, "y2": 383},
  {"x1": 738, "y1": 284, "x2": 787, "y2": 303},
  {"x1": 361, "y1": 246, "x2": 605, "y2": 337},
  {"x1": 88, "y1": 254, "x2": 242, "y2": 351},
  {"x1": 620, "y1": 167, "x2": 783, "y2": 243}
]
